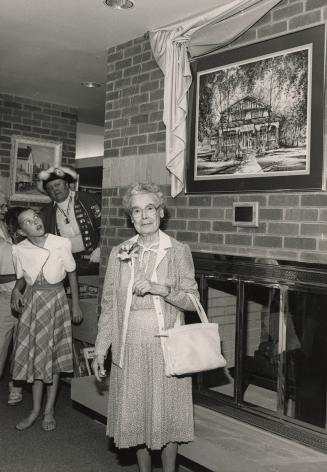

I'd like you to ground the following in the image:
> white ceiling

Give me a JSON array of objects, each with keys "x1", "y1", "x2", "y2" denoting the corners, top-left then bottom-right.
[{"x1": 0, "y1": 0, "x2": 227, "y2": 126}]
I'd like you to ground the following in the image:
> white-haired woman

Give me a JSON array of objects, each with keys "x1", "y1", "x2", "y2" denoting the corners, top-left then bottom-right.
[{"x1": 93, "y1": 182, "x2": 199, "y2": 472}]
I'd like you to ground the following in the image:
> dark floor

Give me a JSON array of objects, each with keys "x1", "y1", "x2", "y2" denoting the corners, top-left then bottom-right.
[
  {"x1": 0, "y1": 368, "x2": 195, "y2": 472},
  {"x1": 0, "y1": 370, "x2": 141, "y2": 472},
  {"x1": 2, "y1": 366, "x2": 327, "y2": 472}
]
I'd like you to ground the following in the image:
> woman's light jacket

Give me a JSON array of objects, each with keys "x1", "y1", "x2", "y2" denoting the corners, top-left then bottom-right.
[{"x1": 94, "y1": 230, "x2": 199, "y2": 368}]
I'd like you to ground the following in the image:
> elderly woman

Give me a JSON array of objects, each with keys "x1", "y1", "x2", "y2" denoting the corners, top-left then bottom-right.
[{"x1": 93, "y1": 182, "x2": 199, "y2": 472}]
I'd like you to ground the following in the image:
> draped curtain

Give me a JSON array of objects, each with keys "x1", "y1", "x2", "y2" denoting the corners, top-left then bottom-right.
[{"x1": 149, "y1": 0, "x2": 281, "y2": 197}]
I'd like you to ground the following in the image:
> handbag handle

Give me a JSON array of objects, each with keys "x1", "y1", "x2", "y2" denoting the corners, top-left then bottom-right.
[{"x1": 187, "y1": 293, "x2": 209, "y2": 324}]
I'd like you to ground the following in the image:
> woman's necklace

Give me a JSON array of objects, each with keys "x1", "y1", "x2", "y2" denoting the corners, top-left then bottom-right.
[
  {"x1": 139, "y1": 248, "x2": 150, "y2": 275},
  {"x1": 57, "y1": 195, "x2": 72, "y2": 224},
  {"x1": 138, "y1": 242, "x2": 159, "y2": 276}
]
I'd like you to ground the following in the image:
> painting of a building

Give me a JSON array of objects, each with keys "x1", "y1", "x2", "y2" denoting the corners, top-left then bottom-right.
[
  {"x1": 216, "y1": 96, "x2": 282, "y2": 160},
  {"x1": 195, "y1": 45, "x2": 310, "y2": 178}
]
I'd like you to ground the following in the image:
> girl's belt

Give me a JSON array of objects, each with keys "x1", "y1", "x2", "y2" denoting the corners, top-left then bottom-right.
[{"x1": 31, "y1": 281, "x2": 63, "y2": 291}]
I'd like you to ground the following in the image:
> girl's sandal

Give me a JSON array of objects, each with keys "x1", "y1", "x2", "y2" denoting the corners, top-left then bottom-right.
[
  {"x1": 41, "y1": 414, "x2": 56, "y2": 432},
  {"x1": 15, "y1": 412, "x2": 39, "y2": 431}
]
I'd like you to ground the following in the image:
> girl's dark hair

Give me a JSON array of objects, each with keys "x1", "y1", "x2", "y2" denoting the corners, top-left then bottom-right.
[{"x1": 5, "y1": 206, "x2": 32, "y2": 233}]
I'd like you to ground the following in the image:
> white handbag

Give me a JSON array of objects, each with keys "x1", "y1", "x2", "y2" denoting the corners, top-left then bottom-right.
[{"x1": 159, "y1": 293, "x2": 227, "y2": 377}]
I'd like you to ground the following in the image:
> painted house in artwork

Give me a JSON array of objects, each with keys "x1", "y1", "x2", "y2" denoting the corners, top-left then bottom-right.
[{"x1": 214, "y1": 96, "x2": 283, "y2": 160}]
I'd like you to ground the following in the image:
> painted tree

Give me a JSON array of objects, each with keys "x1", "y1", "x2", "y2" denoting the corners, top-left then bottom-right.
[
  {"x1": 240, "y1": 49, "x2": 308, "y2": 147},
  {"x1": 198, "y1": 72, "x2": 216, "y2": 143}
]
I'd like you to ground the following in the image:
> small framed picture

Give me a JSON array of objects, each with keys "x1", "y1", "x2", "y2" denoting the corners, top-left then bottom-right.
[
  {"x1": 232, "y1": 202, "x2": 259, "y2": 227},
  {"x1": 9, "y1": 135, "x2": 62, "y2": 202}
]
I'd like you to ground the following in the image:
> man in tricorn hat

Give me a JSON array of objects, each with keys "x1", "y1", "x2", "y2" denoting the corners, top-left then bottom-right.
[{"x1": 37, "y1": 166, "x2": 101, "y2": 272}]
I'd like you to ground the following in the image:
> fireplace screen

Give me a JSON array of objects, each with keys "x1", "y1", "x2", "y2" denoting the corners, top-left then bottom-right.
[
  {"x1": 242, "y1": 283, "x2": 280, "y2": 413},
  {"x1": 200, "y1": 278, "x2": 237, "y2": 399},
  {"x1": 192, "y1": 254, "x2": 327, "y2": 443},
  {"x1": 285, "y1": 288, "x2": 327, "y2": 428}
]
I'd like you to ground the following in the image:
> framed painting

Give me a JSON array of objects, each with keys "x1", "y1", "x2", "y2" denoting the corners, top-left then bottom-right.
[
  {"x1": 9, "y1": 136, "x2": 62, "y2": 202},
  {"x1": 186, "y1": 24, "x2": 326, "y2": 193}
]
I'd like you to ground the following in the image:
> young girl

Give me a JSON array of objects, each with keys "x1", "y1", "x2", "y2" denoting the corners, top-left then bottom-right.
[{"x1": 10, "y1": 208, "x2": 83, "y2": 432}]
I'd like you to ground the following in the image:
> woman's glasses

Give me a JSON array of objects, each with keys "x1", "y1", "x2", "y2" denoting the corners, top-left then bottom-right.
[{"x1": 131, "y1": 204, "x2": 160, "y2": 220}]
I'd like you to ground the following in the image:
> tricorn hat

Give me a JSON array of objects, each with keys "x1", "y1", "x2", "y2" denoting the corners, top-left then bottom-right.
[{"x1": 37, "y1": 166, "x2": 78, "y2": 194}]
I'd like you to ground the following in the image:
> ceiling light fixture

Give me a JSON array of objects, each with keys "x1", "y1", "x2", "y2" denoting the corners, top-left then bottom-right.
[
  {"x1": 81, "y1": 81, "x2": 102, "y2": 88},
  {"x1": 104, "y1": 0, "x2": 134, "y2": 10}
]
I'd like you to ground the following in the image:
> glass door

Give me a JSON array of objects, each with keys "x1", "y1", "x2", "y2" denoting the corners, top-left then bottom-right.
[
  {"x1": 196, "y1": 276, "x2": 238, "y2": 400},
  {"x1": 239, "y1": 282, "x2": 327, "y2": 430},
  {"x1": 239, "y1": 282, "x2": 281, "y2": 413},
  {"x1": 283, "y1": 287, "x2": 327, "y2": 429},
  {"x1": 194, "y1": 274, "x2": 327, "y2": 433}
]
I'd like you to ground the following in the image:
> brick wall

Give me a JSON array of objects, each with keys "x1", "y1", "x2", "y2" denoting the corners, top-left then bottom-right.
[
  {"x1": 101, "y1": 0, "x2": 327, "y2": 275},
  {"x1": 0, "y1": 93, "x2": 77, "y2": 196}
]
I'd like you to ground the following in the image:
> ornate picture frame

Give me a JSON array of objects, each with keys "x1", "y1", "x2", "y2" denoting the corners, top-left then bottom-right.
[{"x1": 186, "y1": 24, "x2": 326, "y2": 193}]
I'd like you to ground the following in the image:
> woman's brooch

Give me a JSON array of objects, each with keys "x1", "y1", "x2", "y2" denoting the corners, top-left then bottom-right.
[{"x1": 117, "y1": 242, "x2": 140, "y2": 261}]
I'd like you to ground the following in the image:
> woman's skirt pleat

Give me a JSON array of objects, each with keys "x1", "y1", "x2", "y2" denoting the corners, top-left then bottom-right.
[
  {"x1": 12, "y1": 284, "x2": 73, "y2": 383},
  {"x1": 107, "y1": 309, "x2": 194, "y2": 450}
]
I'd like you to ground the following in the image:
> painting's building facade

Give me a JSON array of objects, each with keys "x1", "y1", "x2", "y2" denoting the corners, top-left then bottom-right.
[{"x1": 217, "y1": 96, "x2": 281, "y2": 158}]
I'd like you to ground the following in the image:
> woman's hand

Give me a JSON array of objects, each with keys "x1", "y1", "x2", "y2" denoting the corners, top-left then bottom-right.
[
  {"x1": 133, "y1": 278, "x2": 153, "y2": 296},
  {"x1": 71, "y1": 303, "x2": 83, "y2": 324},
  {"x1": 10, "y1": 287, "x2": 24, "y2": 313},
  {"x1": 92, "y1": 354, "x2": 106, "y2": 382},
  {"x1": 133, "y1": 278, "x2": 170, "y2": 298}
]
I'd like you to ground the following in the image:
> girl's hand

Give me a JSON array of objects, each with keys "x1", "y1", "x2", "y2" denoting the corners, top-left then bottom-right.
[
  {"x1": 11, "y1": 288, "x2": 24, "y2": 313},
  {"x1": 72, "y1": 304, "x2": 83, "y2": 324},
  {"x1": 92, "y1": 354, "x2": 106, "y2": 382}
]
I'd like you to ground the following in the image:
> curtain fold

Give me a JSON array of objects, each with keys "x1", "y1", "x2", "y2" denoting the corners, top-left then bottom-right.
[
  {"x1": 150, "y1": 0, "x2": 281, "y2": 197},
  {"x1": 189, "y1": 0, "x2": 282, "y2": 58}
]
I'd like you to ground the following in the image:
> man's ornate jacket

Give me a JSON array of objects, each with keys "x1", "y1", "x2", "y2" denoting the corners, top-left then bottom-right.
[{"x1": 41, "y1": 191, "x2": 101, "y2": 253}]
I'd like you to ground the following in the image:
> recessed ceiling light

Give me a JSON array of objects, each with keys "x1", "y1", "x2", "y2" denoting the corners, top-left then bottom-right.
[
  {"x1": 81, "y1": 81, "x2": 102, "y2": 88},
  {"x1": 104, "y1": 0, "x2": 134, "y2": 10}
]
